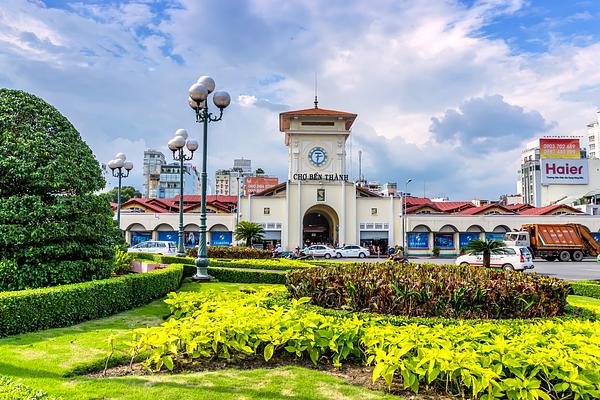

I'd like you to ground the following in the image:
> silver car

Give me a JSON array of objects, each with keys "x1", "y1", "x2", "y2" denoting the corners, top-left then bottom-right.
[{"x1": 127, "y1": 241, "x2": 177, "y2": 256}]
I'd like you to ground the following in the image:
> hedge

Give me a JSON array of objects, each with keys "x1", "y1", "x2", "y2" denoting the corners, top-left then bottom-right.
[
  {"x1": 571, "y1": 280, "x2": 600, "y2": 300},
  {"x1": 287, "y1": 262, "x2": 570, "y2": 319},
  {"x1": 186, "y1": 246, "x2": 272, "y2": 259},
  {"x1": 209, "y1": 258, "x2": 313, "y2": 271},
  {"x1": 0, "y1": 264, "x2": 183, "y2": 337},
  {"x1": 207, "y1": 267, "x2": 286, "y2": 284},
  {"x1": 0, "y1": 376, "x2": 56, "y2": 399}
]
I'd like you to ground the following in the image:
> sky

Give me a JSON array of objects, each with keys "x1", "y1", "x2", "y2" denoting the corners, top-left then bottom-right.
[{"x1": 1, "y1": 0, "x2": 600, "y2": 200}]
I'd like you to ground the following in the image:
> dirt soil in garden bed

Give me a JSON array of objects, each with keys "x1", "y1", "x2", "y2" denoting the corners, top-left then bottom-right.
[{"x1": 89, "y1": 354, "x2": 451, "y2": 399}]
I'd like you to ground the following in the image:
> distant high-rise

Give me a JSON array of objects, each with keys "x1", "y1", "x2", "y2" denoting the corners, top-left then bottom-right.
[
  {"x1": 143, "y1": 150, "x2": 166, "y2": 198},
  {"x1": 587, "y1": 111, "x2": 600, "y2": 158},
  {"x1": 233, "y1": 158, "x2": 252, "y2": 173},
  {"x1": 143, "y1": 149, "x2": 200, "y2": 198}
]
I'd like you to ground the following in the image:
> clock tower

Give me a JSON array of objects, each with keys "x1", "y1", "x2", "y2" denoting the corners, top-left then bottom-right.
[{"x1": 279, "y1": 105, "x2": 357, "y2": 181}]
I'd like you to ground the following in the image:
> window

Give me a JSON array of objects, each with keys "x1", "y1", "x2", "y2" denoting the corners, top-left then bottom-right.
[
  {"x1": 317, "y1": 188, "x2": 325, "y2": 201},
  {"x1": 371, "y1": 207, "x2": 377, "y2": 215},
  {"x1": 434, "y1": 233, "x2": 454, "y2": 249},
  {"x1": 408, "y1": 232, "x2": 429, "y2": 249},
  {"x1": 264, "y1": 207, "x2": 270, "y2": 215},
  {"x1": 301, "y1": 121, "x2": 334, "y2": 126}
]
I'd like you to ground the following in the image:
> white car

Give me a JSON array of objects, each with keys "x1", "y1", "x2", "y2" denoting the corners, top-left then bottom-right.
[
  {"x1": 303, "y1": 245, "x2": 337, "y2": 259},
  {"x1": 128, "y1": 241, "x2": 177, "y2": 256},
  {"x1": 335, "y1": 245, "x2": 370, "y2": 259},
  {"x1": 455, "y1": 246, "x2": 534, "y2": 271}
]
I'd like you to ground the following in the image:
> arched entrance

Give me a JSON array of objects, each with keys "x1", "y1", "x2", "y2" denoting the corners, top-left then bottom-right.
[{"x1": 303, "y1": 205, "x2": 339, "y2": 246}]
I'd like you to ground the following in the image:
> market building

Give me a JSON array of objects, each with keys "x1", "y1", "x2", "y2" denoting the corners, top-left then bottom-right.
[{"x1": 118, "y1": 103, "x2": 600, "y2": 256}]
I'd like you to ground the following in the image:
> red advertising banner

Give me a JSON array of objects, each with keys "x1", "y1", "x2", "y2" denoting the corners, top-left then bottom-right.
[
  {"x1": 245, "y1": 177, "x2": 279, "y2": 195},
  {"x1": 539, "y1": 138, "x2": 580, "y2": 159}
]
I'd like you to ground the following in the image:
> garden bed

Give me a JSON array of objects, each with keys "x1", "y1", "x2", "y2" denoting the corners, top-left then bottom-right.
[{"x1": 287, "y1": 262, "x2": 570, "y2": 318}]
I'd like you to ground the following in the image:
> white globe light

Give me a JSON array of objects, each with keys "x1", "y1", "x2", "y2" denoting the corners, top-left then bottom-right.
[
  {"x1": 188, "y1": 97, "x2": 200, "y2": 110},
  {"x1": 115, "y1": 153, "x2": 126, "y2": 161},
  {"x1": 107, "y1": 159, "x2": 117, "y2": 170},
  {"x1": 197, "y1": 76, "x2": 216, "y2": 93},
  {"x1": 186, "y1": 139, "x2": 199, "y2": 152},
  {"x1": 189, "y1": 83, "x2": 208, "y2": 102},
  {"x1": 175, "y1": 129, "x2": 188, "y2": 139},
  {"x1": 213, "y1": 91, "x2": 231, "y2": 109},
  {"x1": 168, "y1": 136, "x2": 185, "y2": 150},
  {"x1": 124, "y1": 161, "x2": 133, "y2": 171},
  {"x1": 113, "y1": 158, "x2": 125, "y2": 169}
]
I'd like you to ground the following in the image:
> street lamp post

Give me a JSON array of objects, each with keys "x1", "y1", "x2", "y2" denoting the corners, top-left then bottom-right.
[
  {"x1": 168, "y1": 129, "x2": 199, "y2": 257},
  {"x1": 402, "y1": 178, "x2": 413, "y2": 259},
  {"x1": 107, "y1": 153, "x2": 133, "y2": 228},
  {"x1": 188, "y1": 75, "x2": 231, "y2": 279}
]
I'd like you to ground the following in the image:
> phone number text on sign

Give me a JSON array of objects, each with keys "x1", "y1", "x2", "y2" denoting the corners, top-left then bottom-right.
[{"x1": 539, "y1": 138, "x2": 580, "y2": 159}]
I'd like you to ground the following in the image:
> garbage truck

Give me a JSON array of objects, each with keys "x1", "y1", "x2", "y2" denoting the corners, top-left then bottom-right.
[{"x1": 503, "y1": 224, "x2": 600, "y2": 262}]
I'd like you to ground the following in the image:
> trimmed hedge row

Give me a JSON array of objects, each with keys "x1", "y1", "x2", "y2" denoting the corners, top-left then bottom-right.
[
  {"x1": 210, "y1": 258, "x2": 313, "y2": 271},
  {"x1": 0, "y1": 376, "x2": 56, "y2": 399},
  {"x1": 207, "y1": 267, "x2": 286, "y2": 284},
  {"x1": 287, "y1": 262, "x2": 571, "y2": 319},
  {"x1": 186, "y1": 246, "x2": 272, "y2": 259},
  {"x1": 0, "y1": 264, "x2": 183, "y2": 337},
  {"x1": 571, "y1": 280, "x2": 600, "y2": 300}
]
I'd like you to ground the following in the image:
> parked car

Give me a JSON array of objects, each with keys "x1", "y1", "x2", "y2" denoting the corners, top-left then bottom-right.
[
  {"x1": 303, "y1": 245, "x2": 337, "y2": 259},
  {"x1": 335, "y1": 245, "x2": 370, "y2": 258},
  {"x1": 455, "y1": 246, "x2": 534, "y2": 271},
  {"x1": 128, "y1": 241, "x2": 177, "y2": 256}
]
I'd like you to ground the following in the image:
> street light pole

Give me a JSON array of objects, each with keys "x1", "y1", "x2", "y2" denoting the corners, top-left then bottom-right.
[
  {"x1": 402, "y1": 178, "x2": 412, "y2": 257},
  {"x1": 188, "y1": 76, "x2": 231, "y2": 279},
  {"x1": 168, "y1": 129, "x2": 198, "y2": 257},
  {"x1": 107, "y1": 153, "x2": 133, "y2": 228}
]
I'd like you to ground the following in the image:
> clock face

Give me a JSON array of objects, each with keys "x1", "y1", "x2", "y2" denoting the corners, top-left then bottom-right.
[{"x1": 308, "y1": 147, "x2": 328, "y2": 167}]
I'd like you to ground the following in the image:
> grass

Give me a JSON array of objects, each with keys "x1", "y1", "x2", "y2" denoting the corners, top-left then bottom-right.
[{"x1": 0, "y1": 282, "x2": 397, "y2": 400}]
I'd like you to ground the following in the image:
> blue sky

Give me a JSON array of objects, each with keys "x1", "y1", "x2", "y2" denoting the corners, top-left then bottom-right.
[{"x1": 1, "y1": 0, "x2": 600, "y2": 200}]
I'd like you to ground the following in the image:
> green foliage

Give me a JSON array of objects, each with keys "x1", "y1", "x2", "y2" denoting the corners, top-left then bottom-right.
[
  {"x1": 129, "y1": 289, "x2": 600, "y2": 399},
  {"x1": 113, "y1": 248, "x2": 134, "y2": 275},
  {"x1": 100, "y1": 185, "x2": 142, "y2": 204},
  {"x1": 287, "y1": 262, "x2": 570, "y2": 319},
  {"x1": 234, "y1": 221, "x2": 265, "y2": 246},
  {"x1": 0, "y1": 264, "x2": 183, "y2": 337},
  {"x1": 0, "y1": 376, "x2": 57, "y2": 400},
  {"x1": 186, "y1": 246, "x2": 272, "y2": 259},
  {"x1": 571, "y1": 281, "x2": 600, "y2": 300},
  {"x1": 0, "y1": 89, "x2": 123, "y2": 290},
  {"x1": 210, "y1": 258, "x2": 313, "y2": 271},
  {"x1": 208, "y1": 267, "x2": 286, "y2": 284},
  {"x1": 463, "y1": 239, "x2": 506, "y2": 268}
]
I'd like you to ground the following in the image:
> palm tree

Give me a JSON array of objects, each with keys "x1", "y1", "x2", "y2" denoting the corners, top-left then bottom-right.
[
  {"x1": 235, "y1": 221, "x2": 265, "y2": 247},
  {"x1": 463, "y1": 239, "x2": 505, "y2": 269}
]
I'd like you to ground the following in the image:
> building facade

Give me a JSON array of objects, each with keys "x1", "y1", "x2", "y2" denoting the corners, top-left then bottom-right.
[
  {"x1": 142, "y1": 149, "x2": 200, "y2": 198},
  {"x1": 587, "y1": 111, "x2": 600, "y2": 158},
  {"x1": 143, "y1": 149, "x2": 166, "y2": 198}
]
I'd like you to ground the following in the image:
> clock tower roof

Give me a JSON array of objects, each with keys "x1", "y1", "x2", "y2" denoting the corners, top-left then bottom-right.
[{"x1": 279, "y1": 107, "x2": 357, "y2": 132}]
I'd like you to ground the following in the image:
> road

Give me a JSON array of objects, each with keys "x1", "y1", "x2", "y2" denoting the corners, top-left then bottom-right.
[{"x1": 335, "y1": 257, "x2": 600, "y2": 281}]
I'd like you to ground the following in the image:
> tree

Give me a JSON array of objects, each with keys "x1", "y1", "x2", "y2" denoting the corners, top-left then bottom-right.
[
  {"x1": 255, "y1": 168, "x2": 265, "y2": 175},
  {"x1": 234, "y1": 221, "x2": 264, "y2": 247},
  {"x1": 463, "y1": 239, "x2": 505, "y2": 269},
  {"x1": 101, "y1": 186, "x2": 142, "y2": 203},
  {"x1": 0, "y1": 89, "x2": 124, "y2": 290}
]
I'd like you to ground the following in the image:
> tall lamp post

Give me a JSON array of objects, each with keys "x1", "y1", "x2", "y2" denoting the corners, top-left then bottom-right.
[
  {"x1": 107, "y1": 153, "x2": 133, "y2": 228},
  {"x1": 168, "y1": 129, "x2": 198, "y2": 257},
  {"x1": 188, "y1": 75, "x2": 231, "y2": 279},
  {"x1": 402, "y1": 178, "x2": 413, "y2": 257}
]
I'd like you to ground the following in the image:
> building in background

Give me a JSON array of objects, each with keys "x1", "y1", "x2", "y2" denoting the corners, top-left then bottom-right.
[
  {"x1": 587, "y1": 111, "x2": 600, "y2": 158},
  {"x1": 215, "y1": 158, "x2": 278, "y2": 196},
  {"x1": 143, "y1": 149, "x2": 200, "y2": 199},
  {"x1": 143, "y1": 150, "x2": 166, "y2": 198}
]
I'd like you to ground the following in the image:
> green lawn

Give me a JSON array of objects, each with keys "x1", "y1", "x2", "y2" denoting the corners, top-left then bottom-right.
[{"x1": 0, "y1": 282, "x2": 397, "y2": 400}]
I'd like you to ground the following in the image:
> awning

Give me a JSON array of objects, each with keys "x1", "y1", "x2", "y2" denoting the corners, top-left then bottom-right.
[
  {"x1": 263, "y1": 230, "x2": 282, "y2": 241},
  {"x1": 360, "y1": 231, "x2": 389, "y2": 240}
]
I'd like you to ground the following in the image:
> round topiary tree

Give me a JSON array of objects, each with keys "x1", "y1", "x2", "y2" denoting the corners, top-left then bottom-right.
[{"x1": 0, "y1": 89, "x2": 123, "y2": 290}]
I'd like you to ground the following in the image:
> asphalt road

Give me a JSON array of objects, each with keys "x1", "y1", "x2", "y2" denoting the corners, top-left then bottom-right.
[{"x1": 335, "y1": 257, "x2": 600, "y2": 281}]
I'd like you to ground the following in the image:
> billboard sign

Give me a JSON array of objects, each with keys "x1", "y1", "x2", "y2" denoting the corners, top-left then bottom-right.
[
  {"x1": 539, "y1": 138, "x2": 580, "y2": 159},
  {"x1": 245, "y1": 177, "x2": 279, "y2": 195},
  {"x1": 541, "y1": 158, "x2": 588, "y2": 185}
]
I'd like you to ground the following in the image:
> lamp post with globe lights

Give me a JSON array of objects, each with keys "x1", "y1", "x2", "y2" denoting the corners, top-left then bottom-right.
[
  {"x1": 188, "y1": 75, "x2": 231, "y2": 279},
  {"x1": 168, "y1": 128, "x2": 199, "y2": 257},
  {"x1": 107, "y1": 153, "x2": 133, "y2": 227}
]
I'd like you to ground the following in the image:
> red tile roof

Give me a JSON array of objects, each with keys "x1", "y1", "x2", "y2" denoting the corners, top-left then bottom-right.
[
  {"x1": 405, "y1": 203, "x2": 443, "y2": 214},
  {"x1": 403, "y1": 197, "x2": 432, "y2": 207},
  {"x1": 505, "y1": 203, "x2": 534, "y2": 212},
  {"x1": 519, "y1": 204, "x2": 583, "y2": 215},
  {"x1": 433, "y1": 201, "x2": 475, "y2": 213},
  {"x1": 279, "y1": 107, "x2": 357, "y2": 131},
  {"x1": 456, "y1": 204, "x2": 515, "y2": 215}
]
